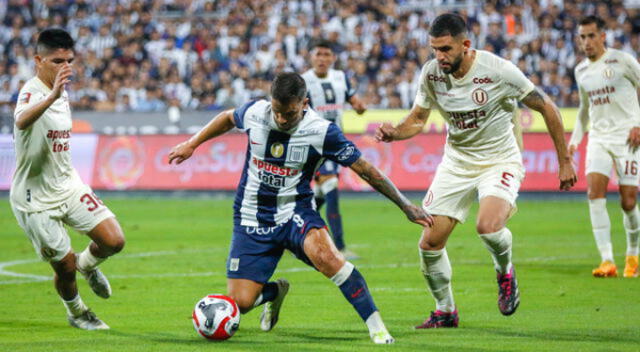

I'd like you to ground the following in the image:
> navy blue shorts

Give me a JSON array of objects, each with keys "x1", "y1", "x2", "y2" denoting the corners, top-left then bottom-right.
[
  {"x1": 316, "y1": 160, "x2": 340, "y2": 176},
  {"x1": 226, "y1": 208, "x2": 327, "y2": 283}
]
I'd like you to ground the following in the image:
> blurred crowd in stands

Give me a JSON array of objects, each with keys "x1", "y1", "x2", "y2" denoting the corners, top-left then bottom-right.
[{"x1": 0, "y1": 0, "x2": 639, "y2": 116}]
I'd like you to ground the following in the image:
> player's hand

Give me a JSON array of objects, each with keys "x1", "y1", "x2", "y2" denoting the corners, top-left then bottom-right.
[
  {"x1": 402, "y1": 203, "x2": 434, "y2": 227},
  {"x1": 168, "y1": 140, "x2": 195, "y2": 165},
  {"x1": 375, "y1": 123, "x2": 396, "y2": 143},
  {"x1": 627, "y1": 127, "x2": 640, "y2": 153},
  {"x1": 558, "y1": 160, "x2": 577, "y2": 191},
  {"x1": 50, "y1": 64, "x2": 72, "y2": 100},
  {"x1": 352, "y1": 101, "x2": 367, "y2": 115}
]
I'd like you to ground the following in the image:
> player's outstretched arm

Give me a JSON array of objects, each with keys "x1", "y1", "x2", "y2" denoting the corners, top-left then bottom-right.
[
  {"x1": 375, "y1": 104, "x2": 430, "y2": 142},
  {"x1": 349, "y1": 157, "x2": 434, "y2": 227},
  {"x1": 15, "y1": 64, "x2": 72, "y2": 130},
  {"x1": 168, "y1": 109, "x2": 235, "y2": 165},
  {"x1": 521, "y1": 88, "x2": 578, "y2": 190}
]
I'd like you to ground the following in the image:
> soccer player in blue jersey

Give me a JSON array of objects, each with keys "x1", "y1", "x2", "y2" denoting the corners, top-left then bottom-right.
[
  {"x1": 169, "y1": 72, "x2": 432, "y2": 344},
  {"x1": 302, "y1": 40, "x2": 367, "y2": 259}
]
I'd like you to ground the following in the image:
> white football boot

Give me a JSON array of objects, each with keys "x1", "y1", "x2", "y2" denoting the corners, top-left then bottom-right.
[
  {"x1": 77, "y1": 255, "x2": 112, "y2": 299},
  {"x1": 260, "y1": 278, "x2": 290, "y2": 331},
  {"x1": 68, "y1": 310, "x2": 110, "y2": 330},
  {"x1": 370, "y1": 330, "x2": 395, "y2": 344}
]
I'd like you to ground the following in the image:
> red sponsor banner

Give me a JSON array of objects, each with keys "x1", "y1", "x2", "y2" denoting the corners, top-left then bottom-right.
[
  {"x1": 90, "y1": 133, "x2": 614, "y2": 191},
  {"x1": 92, "y1": 135, "x2": 247, "y2": 190}
]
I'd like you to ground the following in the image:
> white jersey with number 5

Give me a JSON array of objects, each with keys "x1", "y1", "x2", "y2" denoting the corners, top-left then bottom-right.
[
  {"x1": 10, "y1": 77, "x2": 83, "y2": 212},
  {"x1": 414, "y1": 50, "x2": 535, "y2": 166},
  {"x1": 570, "y1": 48, "x2": 640, "y2": 146}
]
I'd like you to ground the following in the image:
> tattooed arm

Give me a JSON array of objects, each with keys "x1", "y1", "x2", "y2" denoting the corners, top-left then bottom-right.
[
  {"x1": 349, "y1": 157, "x2": 433, "y2": 227},
  {"x1": 521, "y1": 88, "x2": 577, "y2": 190}
]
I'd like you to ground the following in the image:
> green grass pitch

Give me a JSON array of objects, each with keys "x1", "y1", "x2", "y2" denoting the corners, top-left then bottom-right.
[{"x1": 1, "y1": 196, "x2": 639, "y2": 351}]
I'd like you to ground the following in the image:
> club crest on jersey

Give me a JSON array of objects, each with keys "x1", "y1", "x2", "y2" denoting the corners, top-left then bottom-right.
[
  {"x1": 337, "y1": 145, "x2": 355, "y2": 161},
  {"x1": 270, "y1": 142, "x2": 284, "y2": 158},
  {"x1": 603, "y1": 67, "x2": 614, "y2": 80},
  {"x1": 471, "y1": 88, "x2": 488, "y2": 106},
  {"x1": 18, "y1": 92, "x2": 31, "y2": 104}
]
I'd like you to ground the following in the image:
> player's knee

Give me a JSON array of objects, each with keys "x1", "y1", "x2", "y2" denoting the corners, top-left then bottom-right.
[
  {"x1": 621, "y1": 197, "x2": 637, "y2": 212},
  {"x1": 52, "y1": 256, "x2": 76, "y2": 280},
  {"x1": 228, "y1": 294, "x2": 254, "y2": 314},
  {"x1": 309, "y1": 247, "x2": 344, "y2": 276},
  {"x1": 476, "y1": 219, "x2": 503, "y2": 235},
  {"x1": 418, "y1": 236, "x2": 444, "y2": 251},
  {"x1": 103, "y1": 234, "x2": 125, "y2": 255}
]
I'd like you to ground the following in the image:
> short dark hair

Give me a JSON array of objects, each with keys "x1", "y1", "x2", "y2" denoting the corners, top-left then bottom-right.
[
  {"x1": 36, "y1": 28, "x2": 74, "y2": 55},
  {"x1": 429, "y1": 13, "x2": 468, "y2": 38},
  {"x1": 271, "y1": 72, "x2": 307, "y2": 104},
  {"x1": 309, "y1": 39, "x2": 334, "y2": 52},
  {"x1": 579, "y1": 15, "x2": 605, "y2": 31}
]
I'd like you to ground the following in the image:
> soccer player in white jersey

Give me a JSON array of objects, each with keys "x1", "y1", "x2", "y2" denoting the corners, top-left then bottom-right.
[
  {"x1": 376, "y1": 14, "x2": 577, "y2": 328},
  {"x1": 569, "y1": 16, "x2": 640, "y2": 278},
  {"x1": 302, "y1": 40, "x2": 367, "y2": 260},
  {"x1": 169, "y1": 72, "x2": 433, "y2": 344},
  {"x1": 10, "y1": 29, "x2": 125, "y2": 330}
]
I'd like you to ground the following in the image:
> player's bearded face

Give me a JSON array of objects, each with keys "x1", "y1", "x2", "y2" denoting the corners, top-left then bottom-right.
[
  {"x1": 272, "y1": 97, "x2": 308, "y2": 130},
  {"x1": 35, "y1": 48, "x2": 74, "y2": 86},
  {"x1": 430, "y1": 35, "x2": 467, "y2": 74}
]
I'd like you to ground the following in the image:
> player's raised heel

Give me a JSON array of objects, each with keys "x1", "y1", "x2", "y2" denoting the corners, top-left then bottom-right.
[
  {"x1": 497, "y1": 267, "x2": 520, "y2": 316},
  {"x1": 370, "y1": 330, "x2": 395, "y2": 344},
  {"x1": 415, "y1": 309, "x2": 459, "y2": 329},
  {"x1": 260, "y1": 278, "x2": 290, "y2": 331},
  {"x1": 592, "y1": 260, "x2": 618, "y2": 278},
  {"x1": 623, "y1": 256, "x2": 639, "y2": 278},
  {"x1": 68, "y1": 310, "x2": 109, "y2": 330}
]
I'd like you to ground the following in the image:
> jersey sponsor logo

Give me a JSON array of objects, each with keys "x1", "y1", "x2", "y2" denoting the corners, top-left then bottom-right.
[
  {"x1": 250, "y1": 139, "x2": 262, "y2": 145},
  {"x1": 258, "y1": 170, "x2": 286, "y2": 188},
  {"x1": 46, "y1": 130, "x2": 71, "y2": 140},
  {"x1": 270, "y1": 142, "x2": 284, "y2": 158},
  {"x1": 287, "y1": 145, "x2": 308, "y2": 163},
  {"x1": 604, "y1": 59, "x2": 619, "y2": 64},
  {"x1": 449, "y1": 110, "x2": 484, "y2": 130},
  {"x1": 472, "y1": 77, "x2": 494, "y2": 84},
  {"x1": 427, "y1": 74, "x2": 446, "y2": 82},
  {"x1": 336, "y1": 145, "x2": 355, "y2": 161},
  {"x1": 587, "y1": 86, "x2": 615, "y2": 97},
  {"x1": 315, "y1": 104, "x2": 345, "y2": 112},
  {"x1": 471, "y1": 88, "x2": 488, "y2": 106},
  {"x1": 603, "y1": 67, "x2": 614, "y2": 80},
  {"x1": 252, "y1": 157, "x2": 300, "y2": 176}
]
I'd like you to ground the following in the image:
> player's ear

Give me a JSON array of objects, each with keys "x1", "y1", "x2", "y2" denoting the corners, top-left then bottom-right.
[
  {"x1": 303, "y1": 97, "x2": 309, "y2": 109},
  {"x1": 462, "y1": 38, "x2": 472, "y2": 51}
]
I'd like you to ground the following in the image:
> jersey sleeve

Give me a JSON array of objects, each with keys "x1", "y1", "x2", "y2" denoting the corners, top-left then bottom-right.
[
  {"x1": 232, "y1": 100, "x2": 258, "y2": 131},
  {"x1": 322, "y1": 123, "x2": 362, "y2": 167},
  {"x1": 344, "y1": 74, "x2": 356, "y2": 100},
  {"x1": 500, "y1": 60, "x2": 535, "y2": 101},
  {"x1": 13, "y1": 88, "x2": 45, "y2": 121},
  {"x1": 413, "y1": 63, "x2": 434, "y2": 109},
  {"x1": 622, "y1": 52, "x2": 640, "y2": 88}
]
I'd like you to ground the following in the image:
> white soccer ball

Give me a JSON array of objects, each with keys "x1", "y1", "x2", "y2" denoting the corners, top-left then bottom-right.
[{"x1": 192, "y1": 294, "x2": 240, "y2": 340}]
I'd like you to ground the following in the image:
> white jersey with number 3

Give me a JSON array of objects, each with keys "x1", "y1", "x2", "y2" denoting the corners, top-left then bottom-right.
[
  {"x1": 571, "y1": 48, "x2": 640, "y2": 146},
  {"x1": 10, "y1": 77, "x2": 83, "y2": 212},
  {"x1": 414, "y1": 50, "x2": 535, "y2": 167}
]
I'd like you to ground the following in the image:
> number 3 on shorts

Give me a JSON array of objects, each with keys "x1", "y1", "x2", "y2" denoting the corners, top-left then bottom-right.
[
  {"x1": 80, "y1": 193, "x2": 104, "y2": 212},
  {"x1": 501, "y1": 172, "x2": 514, "y2": 188}
]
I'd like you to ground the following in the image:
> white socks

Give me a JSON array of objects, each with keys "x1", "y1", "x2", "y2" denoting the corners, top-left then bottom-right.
[
  {"x1": 419, "y1": 248, "x2": 455, "y2": 313},
  {"x1": 365, "y1": 311, "x2": 389, "y2": 335},
  {"x1": 623, "y1": 205, "x2": 640, "y2": 256},
  {"x1": 77, "y1": 246, "x2": 106, "y2": 272},
  {"x1": 62, "y1": 294, "x2": 88, "y2": 317},
  {"x1": 479, "y1": 228, "x2": 513, "y2": 274},
  {"x1": 589, "y1": 198, "x2": 614, "y2": 262}
]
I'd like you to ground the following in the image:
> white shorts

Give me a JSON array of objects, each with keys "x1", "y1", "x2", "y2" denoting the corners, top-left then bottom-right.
[
  {"x1": 11, "y1": 184, "x2": 115, "y2": 262},
  {"x1": 586, "y1": 141, "x2": 640, "y2": 186},
  {"x1": 422, "y1": 161, "x2": 525, "y2": 223}
]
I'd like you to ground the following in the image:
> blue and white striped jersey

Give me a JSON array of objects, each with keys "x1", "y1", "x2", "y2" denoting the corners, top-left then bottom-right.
[
  {"x1": 302, "y1": 69, "x2": 356, "y2": 127},
  {"x1": 232, "y1": 100, "x2": 362, "y2": 227}
]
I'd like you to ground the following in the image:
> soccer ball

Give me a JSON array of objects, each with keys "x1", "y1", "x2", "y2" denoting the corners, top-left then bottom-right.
[{"x1": 192, "y1": 294, "x2": 240, "y2": 340}]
